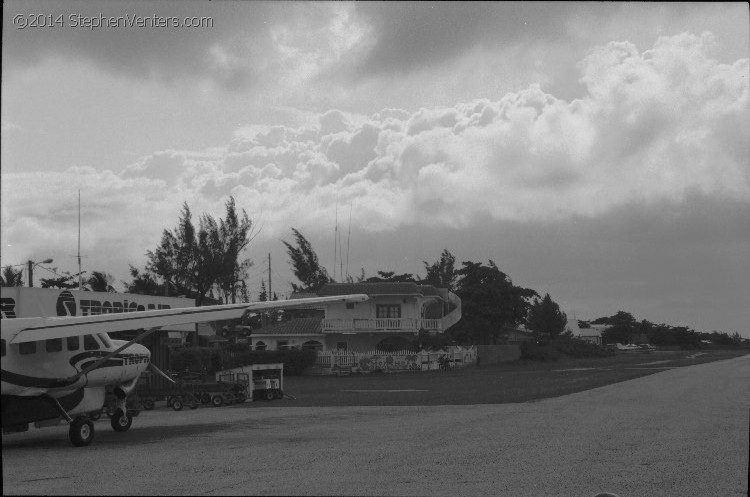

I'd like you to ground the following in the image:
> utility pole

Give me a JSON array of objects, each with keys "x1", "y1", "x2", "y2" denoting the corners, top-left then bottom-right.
[
  {"x1": 27, "y1": 261, "x2": 33, "y2": 287},
  {"x1": 268, "y1": 253, "x2": 272, "y2": 299}
]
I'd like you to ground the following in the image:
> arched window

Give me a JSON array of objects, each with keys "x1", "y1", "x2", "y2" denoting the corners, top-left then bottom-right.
[
  {"x1": 302, "y1": 340, "x2": 323, "y2": 351},
  {"x1": 254, "y1": 341, "x2": 267, "y2": 351}
]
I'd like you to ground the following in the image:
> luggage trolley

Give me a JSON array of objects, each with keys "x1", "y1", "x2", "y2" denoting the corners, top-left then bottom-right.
[{"x1": 214, "y1": 363, "x2": 284, "y2": 402}]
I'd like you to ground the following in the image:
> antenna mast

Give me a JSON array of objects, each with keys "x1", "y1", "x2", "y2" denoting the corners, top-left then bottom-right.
[
  {"x1": 78, "y1": 190, "x2": 83, "y2": 291},
  {"x1": 333, "y1": 199, "x2": 339, "y2": 281},
  {"x1": 345, "y1": 202, "x2": 352, "y2": 281}
]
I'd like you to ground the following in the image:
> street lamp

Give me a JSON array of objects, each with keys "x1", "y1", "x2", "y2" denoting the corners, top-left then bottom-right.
[{"x1": 27, "y1": 258, "x2": 54, "y2": 287}]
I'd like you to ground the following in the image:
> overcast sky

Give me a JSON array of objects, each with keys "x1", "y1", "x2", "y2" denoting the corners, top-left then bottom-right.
[{"x1": 2, "y1": 1, "x2": 748, "y2": 335}]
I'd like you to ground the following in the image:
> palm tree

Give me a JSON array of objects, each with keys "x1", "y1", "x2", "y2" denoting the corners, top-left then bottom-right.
[
  {"x1": 0, "y1": 266, "x2": 24, "y2": 287},
  {"x1": 86, "y1": 271, "x2": 116, "y2": 292}
]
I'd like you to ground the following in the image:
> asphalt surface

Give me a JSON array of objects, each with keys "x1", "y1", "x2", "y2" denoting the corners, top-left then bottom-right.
[{"x1": 3, "y1": 355, "x2": 749, "y2": 496}]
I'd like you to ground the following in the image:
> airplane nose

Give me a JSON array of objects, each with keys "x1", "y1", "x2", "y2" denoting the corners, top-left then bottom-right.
[{"x1": 124, "y1": 343, "x2": 150, "y2": 358}]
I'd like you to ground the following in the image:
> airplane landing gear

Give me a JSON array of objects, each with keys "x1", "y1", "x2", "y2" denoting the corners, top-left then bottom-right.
[
  {"x1": 110, "y1": 409, "x2": 133, "y2": 432},
  {"x1": 69, "y1": 417, "x2": 95, "y2": 447}
]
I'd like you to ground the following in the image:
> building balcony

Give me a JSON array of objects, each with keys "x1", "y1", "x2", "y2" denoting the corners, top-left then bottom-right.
[{"x1": 321, "y1": 317, "x2": 444, "y2": 333}]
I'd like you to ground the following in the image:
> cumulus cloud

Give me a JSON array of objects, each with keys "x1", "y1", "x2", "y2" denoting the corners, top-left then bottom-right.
[{"x1": 2, "y1": 32, "x2": 747, "y2": 277}]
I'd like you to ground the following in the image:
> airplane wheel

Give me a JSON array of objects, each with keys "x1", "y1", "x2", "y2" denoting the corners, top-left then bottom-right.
[
  {"x1": 143, "y1": 399, "x2": 155, "y2": 410},
  {"x1": 211, "y1": 395, "x2": 224, "y2": 407},
  {"x1": 70, "y1": 417, "x2": 95, "y2": 447},
  {"x1": 110, "y1": 409, "x2": 133, "y2": 432},
  {"x1": 172, "y1": 398, "x2": 184, "y2": 411},
  {"x1": 264, "y1": 390, "x2": 275, "y2": 401}
]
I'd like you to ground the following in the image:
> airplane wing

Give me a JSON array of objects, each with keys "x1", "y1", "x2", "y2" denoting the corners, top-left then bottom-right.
[{"x1": 4, "y1": 294, "x2": 368, "y2": 344}]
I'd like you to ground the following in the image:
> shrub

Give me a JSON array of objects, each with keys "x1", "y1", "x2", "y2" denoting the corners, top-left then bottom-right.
[
  {"x1": 553, "y1": 338, "x2": 615, "y2": 358},
  {"x1": 520, "y1": 342, "x2": 560, "y2": 362}
]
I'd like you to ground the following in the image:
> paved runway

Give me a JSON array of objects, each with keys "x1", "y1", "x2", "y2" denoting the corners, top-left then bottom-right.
[{"x1": 3, "y1": 355, "x2": 749, "y2": 496}]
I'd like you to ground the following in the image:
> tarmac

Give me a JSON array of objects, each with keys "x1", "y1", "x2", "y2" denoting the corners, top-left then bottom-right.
[{"x1": 3, "y1": 354, "x2": 749, "y2": 496}]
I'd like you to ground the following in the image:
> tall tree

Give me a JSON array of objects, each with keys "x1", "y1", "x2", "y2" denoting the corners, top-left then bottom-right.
[
  {"x1": 1, "y1": 266, "x2": 24, "y2": 287},
  {"x1": 214, "y1": 197, "x2": 256, "y2": 303},
  {"x1": 282, "y1": 228, "x2": 331, "y2": 292},
  {"x1": 146, "y1": 197, "x2": 256, "y2": 305},
  {"x1": 421, "y1": 249, "x2": 457, "y2": 291},
  {"x1": 526, "y1": 293, "x2": 568, "y2": 337},
  {"x1": 451, "y1": 260, "x2": 538, "y2": 345}
]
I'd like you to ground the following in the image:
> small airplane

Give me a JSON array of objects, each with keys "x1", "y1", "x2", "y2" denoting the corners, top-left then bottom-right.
[
  {"x1": 1, "y1": 293, "x2": 368, "y2": 446},
  {"x1": 615, "y1": 343, "x2": 655, "y2": 352}
]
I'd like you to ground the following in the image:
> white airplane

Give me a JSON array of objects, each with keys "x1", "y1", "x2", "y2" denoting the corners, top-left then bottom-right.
[{"x1": 1, "y1": 294, "x2": 368, "y2": 446}]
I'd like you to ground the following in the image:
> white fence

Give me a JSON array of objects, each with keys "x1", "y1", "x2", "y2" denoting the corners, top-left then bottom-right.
[{"x1": 313, "y1": 346, "x2": 477, "y2": 374}]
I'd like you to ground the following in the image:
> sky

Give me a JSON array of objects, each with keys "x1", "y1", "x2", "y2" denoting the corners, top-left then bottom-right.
[{"x1": 2, "y1": 1, "x2": 748, "y2": 335}]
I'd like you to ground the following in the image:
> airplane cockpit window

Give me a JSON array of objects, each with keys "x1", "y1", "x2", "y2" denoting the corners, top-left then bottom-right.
[
  {"x1": 1, "y1": 339, "x2": 5, "y2": 357},
  {"x1": 19, "y1": 341, "x2": 37, "y2": 355},
  {"x1": 67, "y1": 336, "x2": 80, "y2": 351},
  {"x1": 46, "y1": 338, "x2": 63, "y2": 353},
  {"x1": 84, "y1": 334, "x2": 100, "y2": 351},
  {"x1": 97, "y1": 333, "x2": 112, "y2": 348}
]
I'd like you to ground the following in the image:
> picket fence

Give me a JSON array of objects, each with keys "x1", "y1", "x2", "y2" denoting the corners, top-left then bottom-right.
[{"x1": 313, "y1": 346, "x2": 477, "y2": 374}]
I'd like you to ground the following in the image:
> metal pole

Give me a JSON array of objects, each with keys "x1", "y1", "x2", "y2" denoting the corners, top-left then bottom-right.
[{"x1": 27, "y1": 260, "x2": 33, "y2": 287}]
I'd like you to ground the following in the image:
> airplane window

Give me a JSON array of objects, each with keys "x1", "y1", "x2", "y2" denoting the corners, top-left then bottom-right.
[
  {"x1": 84, "y1": 334, "x2": 100, "y2": 351},
  {"x1": 97, "y1": 333, "x2": 112, "y2": 348},
  {"x1": 46, "y1": 338, "x2": 63, "y2": 353},
  {"x1": 1, "y1": 339, "x2": 5, "y2": 357},
  {"x1": 19, "y1": 341, "x2": 37, "y2": 355},
  {"x1": 67, "y1": 336, "x2": 80, "y2": 351}
]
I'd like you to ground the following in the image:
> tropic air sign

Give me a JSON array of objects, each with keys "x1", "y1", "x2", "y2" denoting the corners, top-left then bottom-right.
[{"x1": 0, "y1": 287, "x2": 195, "y2": 333}]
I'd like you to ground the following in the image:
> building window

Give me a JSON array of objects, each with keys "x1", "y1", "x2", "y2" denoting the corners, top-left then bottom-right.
[
  {"x1": 67, "y1": 336, "x2": 80, "y2": 351},
  {"x1": 376, "y1": 304, "x2": 401, "y2": 319},
  {"x1": 20, "y1": 341, "x2": 37, "y2": 355},
  {"x1": 255, "y1": 341, "x2": 267, "y2": 351},
  {"x1": 277, "y1": 340, "x2": 289, "y2": 350},
  {"x1": 84, "y1": 334, "x2": 100, "y2": 351},
  {"x1": 346, "y1": 303, "x2": 355, "y2": 309},
  {"x1": 46, "y1": 338, "x2": 63, "y2": 353},
  {"x1": 336, "y1": 341, "x2": 347, "y2": 351}
]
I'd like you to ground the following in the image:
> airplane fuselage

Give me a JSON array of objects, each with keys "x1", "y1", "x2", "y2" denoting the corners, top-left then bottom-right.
[{"x1": 1, "y1": 331, "x2": 150, "y2": 427}]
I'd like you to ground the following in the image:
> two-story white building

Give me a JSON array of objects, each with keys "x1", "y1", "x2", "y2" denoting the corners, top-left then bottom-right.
[{"x1": 248, "y1": 282, "x2": 462, "y2": 352}]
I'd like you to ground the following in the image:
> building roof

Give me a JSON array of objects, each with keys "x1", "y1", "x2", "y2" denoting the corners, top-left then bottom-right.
[
  {"x1": 251, "y1": 317, "x2": 323, "y2": 337},
  {"x1": 316, "y1": 282, "x2": 445, "y2": 299}
]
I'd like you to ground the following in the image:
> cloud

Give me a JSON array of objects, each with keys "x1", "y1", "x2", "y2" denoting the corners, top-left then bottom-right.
[{"x1": 2, "y1": 32, "x2": 747, "y2": 282}]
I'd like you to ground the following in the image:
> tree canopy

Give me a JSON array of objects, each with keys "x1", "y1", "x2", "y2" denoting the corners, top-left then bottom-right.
[
  {"x1": 421, "y1": 249, "x2": 457, "y2": 291},
  {"x1": 282, "y1": 228, "x2": 331, "y2": 292},
  {"x1": 1, "y1": 266, "x2": 24, "y2": 287},
  {"x1": 145, "y1": 197, "x2": 255, "y2": 305},
  {"x1": 450, "y1": 260, "x2": 538, "y2": 345},
  {"x1": 526, "y1": 293, "x2": 568, "y2": 337}
]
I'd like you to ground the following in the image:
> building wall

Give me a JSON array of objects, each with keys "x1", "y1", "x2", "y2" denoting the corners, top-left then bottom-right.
[{"x1": 325, "y1": 296, "x2": 423, "y2": 320}]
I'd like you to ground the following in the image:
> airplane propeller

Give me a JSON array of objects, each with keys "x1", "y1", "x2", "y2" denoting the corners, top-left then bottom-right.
[{"x1": 148, "y1": 362, "x2": 176, "y2": 384}]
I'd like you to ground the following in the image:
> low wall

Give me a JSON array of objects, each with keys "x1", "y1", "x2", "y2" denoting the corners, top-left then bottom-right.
[
  {"x1": 477, "y1": 344, "x2": 521, "y2": 365},
  {"x1": 312, "y1": 346, "x2": 478, "y2": 374}
]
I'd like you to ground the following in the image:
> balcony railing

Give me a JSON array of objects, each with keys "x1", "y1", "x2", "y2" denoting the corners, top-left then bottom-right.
[{"x1": 322, "y1": 318, "x2": 443, "y2": 333}]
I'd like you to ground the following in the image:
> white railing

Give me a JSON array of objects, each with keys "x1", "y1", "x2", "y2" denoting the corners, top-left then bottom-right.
[
  {"x1": 313, "y1": 346, "x2": 478, "y2": 373},
  {"x1": 322, "y1": 318, "x2": 443, "y2": 332}
]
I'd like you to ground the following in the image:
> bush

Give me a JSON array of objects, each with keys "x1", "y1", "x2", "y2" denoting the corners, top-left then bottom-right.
[
  {"x1": 520, "y1": 342, "x2": 560, "y2": 362},
  {"x1": 553, "y1": 338, "x2": 615, "y2": 358}
]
